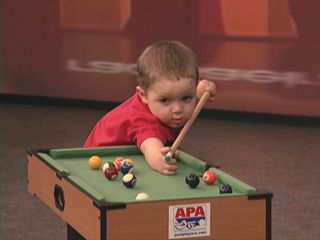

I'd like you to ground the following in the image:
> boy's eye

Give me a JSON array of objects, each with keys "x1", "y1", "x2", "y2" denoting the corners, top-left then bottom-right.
[
  {"x1": 159, "y1": 98, "x2": 170, "y2": 104},
  {"x1": 182, "y1": 96, "x2": 194, "y2": 102}
]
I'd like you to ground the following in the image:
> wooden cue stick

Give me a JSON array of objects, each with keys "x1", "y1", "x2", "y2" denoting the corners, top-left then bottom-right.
[{"x1": 165, "y1": 91, "x2": 211, "y2": 161}]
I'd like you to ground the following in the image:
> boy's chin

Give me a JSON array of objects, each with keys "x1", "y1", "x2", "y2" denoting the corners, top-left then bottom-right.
[{"x1": 166, "y1": 122, "x2": 184, "y2": 129}]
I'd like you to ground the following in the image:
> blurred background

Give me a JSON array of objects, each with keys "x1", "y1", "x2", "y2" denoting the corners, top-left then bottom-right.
[
  {"x1": 1, "y1": 1, "x2": 320, "y2": 240},
  {"x1": 2, "y1": 0, "x2": 319, "y2": 117}
]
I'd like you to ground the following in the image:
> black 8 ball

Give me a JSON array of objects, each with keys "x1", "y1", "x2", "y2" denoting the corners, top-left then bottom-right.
[{"x1": 185, "y1": 173, "x2": 200, "y2": 188}]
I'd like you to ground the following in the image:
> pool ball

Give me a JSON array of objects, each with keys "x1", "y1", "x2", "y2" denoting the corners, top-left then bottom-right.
[
  {"x1": 104, "y1": 166, "x2": 118, "y2": 180},
  {"x1": 185, "y1": 173, "x2": 200, "y2": 188},
  {"x1": 121, "y1": 158, "x2": 134, "y2": 166},
  {"x1": 102, "y1": 162, "x2": 115, "y2": 173},
  {"x1": 218, "y1": 184, "x2": 233, "y2": 194},
  {"x1": 88, "y1": 155, "x2": 101, "y2": 170},
  {"x1": 113, "y1": 156, "x2": 124, "y2": 170},
  {"x1": 202, "y1": 170, "x2": 217, "y2": 185},
  {"x1": 136, "y1": 192, "x2": 149, "y2": 200},
  {"x1": 120, "y1": 161, "x2": 134, "y2": 175},
  {"x1": 122, "y1": 173, "x2": 137, "y2": 188}
]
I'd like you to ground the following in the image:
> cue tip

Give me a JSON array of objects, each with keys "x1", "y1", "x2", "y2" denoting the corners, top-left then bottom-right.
[{"x1": 165, "y1": 152, "x2": 173, "y2": 161}]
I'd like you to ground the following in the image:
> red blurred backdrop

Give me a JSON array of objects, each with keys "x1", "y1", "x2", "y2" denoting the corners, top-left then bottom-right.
[{"x1": 2, "y1": 0, "x2": 320, "y2": 116}]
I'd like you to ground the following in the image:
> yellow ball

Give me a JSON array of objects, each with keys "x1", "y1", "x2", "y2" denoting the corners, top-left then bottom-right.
[{"x1": 88, "y1": 155, "x2": 101, "y2": 170}]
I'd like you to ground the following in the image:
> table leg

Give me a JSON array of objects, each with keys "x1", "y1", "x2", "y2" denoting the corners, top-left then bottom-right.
[{"x1": 67, "y1": 224, "x2": 86, "y2": 240}]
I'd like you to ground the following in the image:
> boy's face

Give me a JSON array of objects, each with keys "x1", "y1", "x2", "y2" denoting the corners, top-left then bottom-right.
[{"x1": 138, "y1": 77, "x2": 197, "y2": 128}]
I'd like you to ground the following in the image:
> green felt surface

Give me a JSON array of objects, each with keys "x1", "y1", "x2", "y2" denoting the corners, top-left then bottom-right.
[{"x1": 38, "y1": 146, "x2": 256, "y2": 203}]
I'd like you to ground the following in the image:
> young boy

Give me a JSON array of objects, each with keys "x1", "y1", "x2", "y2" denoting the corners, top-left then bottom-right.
[{"x1": 84, "y1": 40, "x2": 216, "y2": 175}]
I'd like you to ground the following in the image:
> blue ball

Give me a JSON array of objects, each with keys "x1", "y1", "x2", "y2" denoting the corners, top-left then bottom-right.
[{"x1": 120, "y1": 162, "x2": 133, "y2": 175}]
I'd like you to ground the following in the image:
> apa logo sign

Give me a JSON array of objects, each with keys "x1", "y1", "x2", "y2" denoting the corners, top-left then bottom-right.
[
  {"x1": 174, "y1": 206, "x2": 206, "y2": 230},
  {"x1": 168, "y1": 203, "x2": 211, "y2": 239}
]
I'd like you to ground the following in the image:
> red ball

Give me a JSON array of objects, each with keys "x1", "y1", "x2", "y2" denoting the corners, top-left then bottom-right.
[
  {"x1": 202, "y1": 170, "x2": 217, "y2": 185},
  {"x1": 104, "y1": 166, "x2": 118, "y2": 180},
  {"x1": 113, "y1": 156, "x2": 124, "y2": 170}
]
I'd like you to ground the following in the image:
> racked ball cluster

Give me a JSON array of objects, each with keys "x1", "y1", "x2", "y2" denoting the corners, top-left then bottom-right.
[
  {"x1": 88, "y1": 155, "x2": 140, "y2": 195},
  {"x1": 102, "y1": 157, "x2": 136, "y2": 188}
]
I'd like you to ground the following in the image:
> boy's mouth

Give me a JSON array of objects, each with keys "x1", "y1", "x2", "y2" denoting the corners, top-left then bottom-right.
[{"x1": 171, "y1": 117, "x2": 183, "y2": 125}]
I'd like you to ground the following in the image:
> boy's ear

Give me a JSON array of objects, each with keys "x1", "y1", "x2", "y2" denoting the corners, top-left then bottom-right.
[{"x1": 136, "y1": 86, "x2": 148, "y2": 104}]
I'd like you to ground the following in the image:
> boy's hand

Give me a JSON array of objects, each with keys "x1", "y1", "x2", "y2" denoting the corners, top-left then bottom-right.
[
  {"x1": 196, "y1": 79, "x2": 217, "y2": 100},
  {"x1": 161, "y1": 146, "x2": 180, "y2": 160},
  {"x1": 140, "y1": 138, "x2": 178, "y2": 175},
  {"x1": 159, "y1": 147, "x2": 180, "y2": 175},
  {"x1": 159, "y1": 146, "x2": 177, "y2": 175}
]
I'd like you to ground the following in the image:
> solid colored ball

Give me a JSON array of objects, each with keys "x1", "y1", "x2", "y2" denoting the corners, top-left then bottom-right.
[
  {"x1": 120, "y1": 161, "x2": 134, "y2": 175},
  {"x1": 102, "y1": 162, "x2": 115, "y2": 173},
  {"x1": 185, "y1": 173, "x2": 200, "y2": 188},
  {"x1": 104, "y1": 166, "x2": 118, "y2": 180},
  {"x1": 122, "y1": 173, "x2": 137, "y2": 188},
  {"x1": 88, "y1": 155, "x2": 101, "y2": 170},
  {"x1": 218, "y1": 184, "x2": 233, "y2": 194},
  {"x1": 202, "y1": 170, "x2": 217, "y2": 185},
  {"x1": 113, "y1": 156, "x2": 124, "y2": 170},
  {"x1": 136, "y1": 192, "x2": 149, "y2": 201}
]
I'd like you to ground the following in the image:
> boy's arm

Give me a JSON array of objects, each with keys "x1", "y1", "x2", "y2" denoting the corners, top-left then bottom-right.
[{"x1": 140, "y1": 137, "x2": 177, "y2": 175}]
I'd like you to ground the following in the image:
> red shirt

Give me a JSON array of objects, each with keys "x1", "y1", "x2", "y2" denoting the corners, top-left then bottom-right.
[{"x1": 83, "y1": 93, "x2": 180, "y2": 148}]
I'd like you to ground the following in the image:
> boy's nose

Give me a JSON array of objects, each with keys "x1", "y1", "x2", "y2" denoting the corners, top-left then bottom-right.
[{"x1": 172, "y1": 103, "x2": 182, "y2": 113}]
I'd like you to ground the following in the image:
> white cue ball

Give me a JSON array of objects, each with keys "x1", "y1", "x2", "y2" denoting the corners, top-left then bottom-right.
[{"x1": 135, "y1": 192, "x2": 150, "y2": 201}]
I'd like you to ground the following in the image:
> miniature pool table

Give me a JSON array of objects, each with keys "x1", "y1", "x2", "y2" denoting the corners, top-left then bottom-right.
[{"x1": 27, "y1": 145, "x2": 272, "y2": 240}]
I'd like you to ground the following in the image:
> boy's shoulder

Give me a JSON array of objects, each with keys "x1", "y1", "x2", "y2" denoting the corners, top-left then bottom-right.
[{"x1": 107, "y1": 92, "x2": 149, "y2": 117}]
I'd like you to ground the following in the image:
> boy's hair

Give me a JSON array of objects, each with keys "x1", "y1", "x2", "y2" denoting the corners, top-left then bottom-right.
[{"x1": 137, "y1": 40, "x2": 199, "y2": 89}]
